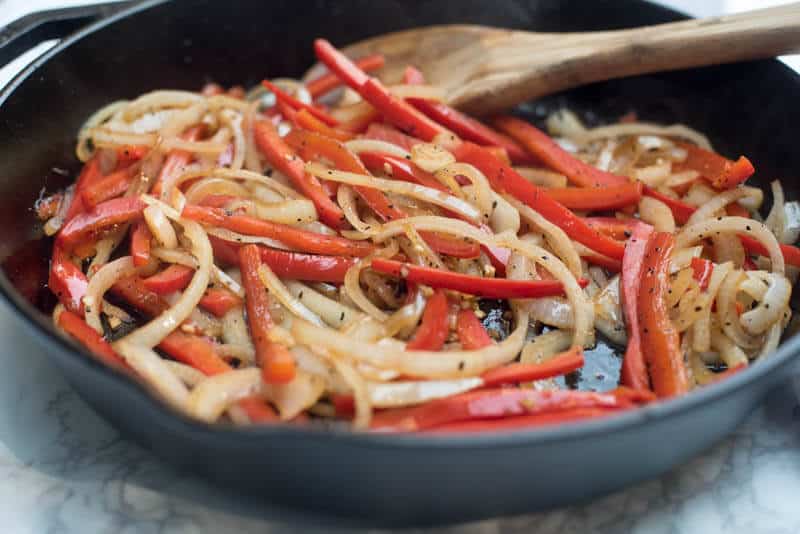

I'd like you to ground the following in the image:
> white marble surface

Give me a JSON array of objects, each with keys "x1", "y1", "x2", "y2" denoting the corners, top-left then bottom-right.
[{"x1": 2, "y1": 0, "x2": 800, "y2": 532}]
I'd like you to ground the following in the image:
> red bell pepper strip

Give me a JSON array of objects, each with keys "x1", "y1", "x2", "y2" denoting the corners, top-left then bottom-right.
[
  {"x1": 480, "y1": 347, "x2": 584, "y2": 387},
  {"x1": 81, "y1": 167, "x2": 135, "y2": 209},
  {"x1": 284, "y1": 129, "x2": 480, "y2": 259},
  {"x1": 726, "y1": 202, "x2": 750, "y2": 219},
  {"x1": 456, "y1": 142, "x2": 626, "y2": 260},
  {"x1": 359, "y1": 151, "x2": 447, "y2": 191},
  {"x1": 151, "y1": 125, "x2": 205, "y2": 196},
  {"x1": 252, "y1": 119, "x2": 346, "y2": 229},
  {"x1": 314, "y1": 40, "x2": 447, "y2": 141},
  {"x1": 674, "y1": 143, "x2": 755, "y2": 190},
  {"x1": 639, "y1": 232, "x2": 690, "y2": 398},
  {"x1": 455, "y1": 308, "x2": 493, "y2": 350},
  {"x1": 494, "y1": 116, "x2": 629, "y2": 187},
  {"x1": 114, "y1": 145, "x2": 148, "y2": 169},
  {"x1": 402, "y1": 65, "x2": 426, "y2": 85},
  {"x1": 130, "y1": 221, "x2": 152, "y2": 268},
  {"x1": 208, "y1": 236, "x2": 356, "y2": 283},
  {"x1": 407, "y1": 98, "x2": 534, "y2": 164},
  {"x1": 306, "y1": 53, "x2": 386, "y2": 98},
  {"x1": 57, "y1": 196, "x2": 146, "y2": 252},
  {"x1": 642, "y1": 186, "x2": 696, "y2": 225},
  {"x1": 276, "y1": 99, "x2": 298, "y2": 125},
  {"x1": 690, "y1": 257, "x2": 714, "y2": 290},
  {"x1": 294, "y1": 108, "x2": 354, "y2": 141},
  {"x1": 239, "y1": 245, "x2": 296, "y2": 384},
  {"x1": 284, "y1": 128, "x2": 403, "y2": 221},
  {"x1": 49, "y1": 246, "x2": 88, "y2": 314},
  {"x1": 236, "y1": 396, "x2": 279, "y2": 422},
  {"x1": 141, "y1": 264, "x2": 195, "y2": 295},
  {"x1": 371, "y1": 388, "x2": 635, "y2": 432},
  {"x1": 58, "y1": 310, "x2": 127, "y2": 370},
  {"x1": 183, "y1": 204, "x2": 373, "y2": 257},
  {"x1": 582, "y1": 252, "x2": 623, "y2": 272},
  {"x1": 620, "y1": 222, "x2": 654, "y2": 391},
  {"x1": 371, "y1": 258, "x2": 588, "y2": 299},
  {"x1": 359, "y1": 78, "x2": 448, "y2": 141},
  {"x1": 199, "y1": 288, "x2": 242, "y2": 317},
  {"x1": 739, "y1": 235, "x2": 800, "y2": 268},
  {"x1": 364, "y1": 123, "x2": 424, "y2": 152},
  {"x1": 262, "y1": 80, "x2": 339, "y2": 127},
  {"x1": 159, "y1": 331, "x2": 231, "y2": 375},
  {"x1": 110, "y1": 275, "x2": 169, "y2": 317},
  {"x1": 544, "y1": 182, "x2": 643, "y2": 211},
  {"x1": 426, "y1": 407, "x2": 619, "y2": 433},
  {"x1": 64, "y1": 156, "x2": 103, "y2": 222},
  {"x1": 406, "y1": 290, "x2": 450, "y2": 351},
  {"x1": 583, "y1": 217, "x2": 636, "y2": 241}
]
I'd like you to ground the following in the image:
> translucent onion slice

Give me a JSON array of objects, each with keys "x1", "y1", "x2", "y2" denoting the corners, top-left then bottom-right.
[
  {"x1": 187, "y1": 368, "x2": 263, "y2": 423},
  {"x1": 121, "y1": 90, "x2": 203, "y2": 121},
  {"x1": 165, "y1": 360, "x2": 207, "y2": 387},
  {"x1": 638, "y1": 196, "x2": 675, "y2": 233},
  {"x1": 88, "y1": 128, "x2": 227, "y2": 154},
  {"x1": 184, "y1": 177, "x2": 250, "y2": 204},
  {"x1": 574, "y1": 122, "x2": 712, "y2": 150},
  {"x1": 115, "y1": 340, "x2": 189, "y2": 412},
  {"x1": 144, "y1": 204, "x2": 178, "y2": 249},
  {"x1": 677, "y1": 217, "x2": 785, "y2": 275},
  {"x1": 687, "y1": 188, "x2": 755, "y2": 226},
  {"x1": 345, "y1": 139, "x2": 411, "y2": 159},
  {"x1": 305, "y1": 163, "x2": 482, "y2": 224},
  {"x1": 740, "y1": 272, "x2": 791, "y2": 335},
  {"x1": 84, "y1": 256, "x2": 138, "y2": 334},
  {"x1": 284, "y1": 281, "x2": 361, "y2": 329},
  {"x1": 262, "y1": 370, "x2": 325, "y2": 420},
  {"x1": 716, "y1": 270, "x2": 760, "y2": 349},
  {"x1": 292, "y1": 308, "x2": 530, "y2": 379},
  {"x1": 388, "y1": 84, "x2": 446, "y2": 101},
  {"x1": 367, "y1": 377, "x2": 483, "y2": 408},
  {"x1": 258, "y1": 264, "x2": 325, "y2": 327},
  {"x1": 520, "y1": 329, "x2": 573, "y2": 364},
  {"x1": 115, "y1": 219, "x2": 212, "y2": 349},
  {"x1": 436, "y1": 162, "x2": 494, "y2": 220}
]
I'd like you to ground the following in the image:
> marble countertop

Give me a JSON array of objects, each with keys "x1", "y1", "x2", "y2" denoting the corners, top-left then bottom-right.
[{"x1": 2, "y1": 1, "x2": 800, "y2": 532}]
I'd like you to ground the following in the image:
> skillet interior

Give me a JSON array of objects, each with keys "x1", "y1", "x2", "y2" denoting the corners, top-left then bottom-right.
[{"x1": 1, "y1": 0, "x2": 800, "y2": 525}]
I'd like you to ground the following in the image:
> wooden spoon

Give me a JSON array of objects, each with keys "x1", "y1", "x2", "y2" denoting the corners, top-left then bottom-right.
[{"x1": 306, "y1": 3, "x2": 800, "y2": 116}]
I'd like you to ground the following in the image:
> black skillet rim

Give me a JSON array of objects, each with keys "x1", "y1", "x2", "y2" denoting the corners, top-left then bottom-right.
[{"x1": 1, "y1": 0, "x2": 799, "y2": 451}]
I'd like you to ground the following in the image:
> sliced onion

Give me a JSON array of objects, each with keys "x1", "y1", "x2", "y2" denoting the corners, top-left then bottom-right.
[
  {"x1": 710, "y1": 330, "x2": 749, "y2": 368},
  {"x1": 258, "y1": 264, "x2": 325, "y2": 327},
  {"x1": 513, "y1": 167, "x2": 568, "y2": 188},
  {"x1": 165, "y1": 360, "x2": 207, "y2": 387},
  {"x1": 436, "y1": 162, "x2": 494, "y2": 220},
  {"x1": 633, "y1": 161, "x2": 671, "y2": 187},
  {"x1": 184, "y1": 177, "x2": 250, "y2": 204},
  {"x1": 690, "y1": 262, "x2": 733, "y2": 352},
  {"x1": 337, "y1": 185, "x2": 374, "y2": 236},
  {"x1": 687, "y1": 188, "x2": 755, "y2": 226},
  {"x1": 593, "y1": 275, "x2": 626, "y2": 346},
  {"x1": 367, "y1": 377, "x2": 483, "y2": 408},
  {"x1": 520, "y1": 329, "x2": 573, "y2": 364},
  {"x1": 317, "y1": 348, "x2": 372, "y2": 429},
  {"x1": 343, "y1": 242, "x2": 398, "y2": 322},
  {"x1": 506, "y1": 196, "x2": 582, "y2": 277},
  {"x1": 121, "y1": 90, "x2": 203, "y2": 121},
  {"x1": 219, "y1": 109, "x2": 246, "y2": 170},
  {"x1": 345, "y1": 139, "x2": 411, "y2": 159},
  {"x1": 252, "y1": 199, "x2": 317, "y2": 225},
  {"x1": 84, "y1": 256, "x2": 138, "y2": 334},
  {"x1": 388, "y1": 84, "x2": 446, "y2": 101},
  {"x1": 116, "y1": 219, "x2": 212, "y2": 348},
  {"x1": 144, "y1": 204, "x2": 178, "y2": 249},
  {"x1": 77, "y1": 100, "x2": 129, "y2": 161},
  {"x1": 638, "y1": 196, "x2": 675, "y2": 233},
  {"x1": 285, "y1": 281, "x2": 361, "y2": 329},
  {"x1": 88, "y1": 128, "x2": 227, "y2": 155},
  {"x1": 677, "y1": 217, "x2": 785, "y2": 275},
  {"x1": 410, "y1": 143, "x2": 455, "y2": 173},
  {"x1": 293, "y1": 308, "x2": 529, "y2": 379},
  {"x1": 187, "y1": 368, "x2": 262, "y2": 423},
  {"x1": 176, "y1": 167, "x2": 301, "y2": 200},
  {"x1": 305, "y1": 163, "x2": 481, "y2": 224},
  {"x1": 262, "y1": 370, "x2": 325, "y2": 420},
  {"x1": 115, "y1": 340, "x2": 189, "y2": 412},
  {"x1": 222, "y1": 308, "x2": 255, "y2": 363},
  {"x1": 716, "y1": 270, "x2": 760, "y2": 349},
  {"x1": 740, "y1": 272, "x2": 791, "y2": 335},
  {"x1": 574, "y1": 122, "x2": 712, "y2": 150}
]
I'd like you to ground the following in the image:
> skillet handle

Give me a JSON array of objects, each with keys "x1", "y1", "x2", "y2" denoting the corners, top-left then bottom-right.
[{"x1": 0, "y1": 1, "x2": 138, "y2": 71}]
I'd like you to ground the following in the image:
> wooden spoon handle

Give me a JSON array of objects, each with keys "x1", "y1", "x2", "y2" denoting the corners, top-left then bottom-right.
[{"x1": 452, "y1": 3, "x2": 800, "y2": 115}]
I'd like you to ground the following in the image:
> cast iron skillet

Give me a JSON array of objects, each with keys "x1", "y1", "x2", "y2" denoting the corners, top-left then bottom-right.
[{"x1": 1, "y1": 0, "x2": 800, "y2": 526}]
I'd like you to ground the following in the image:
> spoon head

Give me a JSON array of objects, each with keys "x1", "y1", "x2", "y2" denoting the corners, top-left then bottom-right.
[{"x1": 302, "y1": 24, "x2": 504, "y2": 97}]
